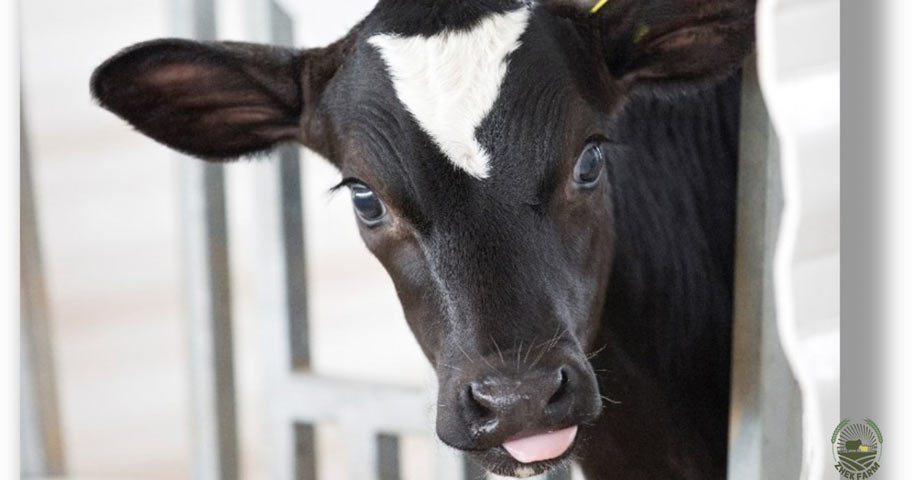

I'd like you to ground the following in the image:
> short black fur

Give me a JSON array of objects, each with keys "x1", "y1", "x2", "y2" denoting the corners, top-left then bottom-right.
[{"x1": 580, "y1": 77, "x2": 741, "y2": 479}]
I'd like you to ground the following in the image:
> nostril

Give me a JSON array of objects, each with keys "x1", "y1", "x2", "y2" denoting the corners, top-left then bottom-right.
[
  {"x1": 466, "y1": 383, "x2": 496, "y2": 420},
  {"x1": 547, "y1": 367, "x2": 569, "y2": 406}
]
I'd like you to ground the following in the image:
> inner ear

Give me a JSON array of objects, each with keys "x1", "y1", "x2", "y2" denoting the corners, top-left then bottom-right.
[{"x1": 91, "y1": 39, "x2": 307, "y2": 159}]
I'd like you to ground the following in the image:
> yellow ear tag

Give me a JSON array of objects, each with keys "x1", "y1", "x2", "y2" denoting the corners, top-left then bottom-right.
[
  {"x1": 634, "y1": 23, "x2": 650, "y2": 43},
  {"x1": 590, "y1": 0, "x2": 610, "y2": 14}
]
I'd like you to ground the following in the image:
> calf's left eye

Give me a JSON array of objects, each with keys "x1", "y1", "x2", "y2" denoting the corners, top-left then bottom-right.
[
  {"x1": 573, "y1": 142, "x2": 605, "y2": 188},
  {"x1": 349, "y1": 184, "x2": 387, "y2": 226}
]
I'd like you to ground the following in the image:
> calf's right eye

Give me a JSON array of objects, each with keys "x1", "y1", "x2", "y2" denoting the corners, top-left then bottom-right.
[
  {"x1": 349, "y1": 184, "x2": 387, "y2": 226},
  {"x1": 573, "y1": 142, "x2": 606, "y2": 188}
]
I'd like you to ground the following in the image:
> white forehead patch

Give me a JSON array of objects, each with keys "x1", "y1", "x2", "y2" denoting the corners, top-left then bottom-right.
[{"x1": 368, "y1": 8, "x2": 531, "y2": 179}]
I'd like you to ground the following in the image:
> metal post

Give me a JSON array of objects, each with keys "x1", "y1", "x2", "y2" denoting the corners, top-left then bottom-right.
[
  {"x1": 242, "y1": 2, "x2": 318, "y2": 478},
  {"x1": 376, "y1": 433, "x2": 400, "y2": 480},
  {"x1": 170, "y1": 1, "x2": 240, "y2": 479},
  {"x1": 20, "y1": 108, "x2": 66, "y2": 477},
  {"x1": 279, "y1": 145, "x2": 311, "y2": 371},
  {"x1": 179, "y1": 161, "x2": 239, "y2": 480},
  {"x1": 294, "y1": 423, "x2": 318, "y2": 480}
]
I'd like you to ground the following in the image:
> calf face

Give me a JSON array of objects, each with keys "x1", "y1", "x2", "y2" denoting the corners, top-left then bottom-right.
[{"x1": 91, "y1": 0, "x2": 753, "y2": 476}]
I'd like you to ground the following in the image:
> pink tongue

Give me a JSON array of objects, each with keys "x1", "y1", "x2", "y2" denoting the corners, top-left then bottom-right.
[{"x1": 502, "y1": 426, "x2": 578, "y2": 463}]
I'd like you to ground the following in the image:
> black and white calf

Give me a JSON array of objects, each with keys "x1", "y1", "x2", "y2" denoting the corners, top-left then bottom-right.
[{"x1": 91, "y1": 0, "x2": 755, "y2": 478}]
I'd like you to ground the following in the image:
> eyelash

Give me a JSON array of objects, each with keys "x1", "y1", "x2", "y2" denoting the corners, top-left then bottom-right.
[{"x1": 330, "y1": 176, "x2": 364, "y2": 193}]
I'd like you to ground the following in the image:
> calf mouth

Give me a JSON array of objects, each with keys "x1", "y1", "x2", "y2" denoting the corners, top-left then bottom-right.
[
  {"x1": 434, "y1": 342, "x2": 603, "y2": 477},
  {"x1": 466, "y1": 425, "x2": 581, "y2": 478}
]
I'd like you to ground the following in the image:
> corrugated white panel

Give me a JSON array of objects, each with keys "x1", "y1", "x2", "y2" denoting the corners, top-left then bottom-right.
[{"x1": 757, "y1": 1, "x2": 840, "y2": 479}]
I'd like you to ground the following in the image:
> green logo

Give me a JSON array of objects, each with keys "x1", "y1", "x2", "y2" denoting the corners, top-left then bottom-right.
[{"x1": 832, "y1": 418, "x2": 883, "y2": 479}]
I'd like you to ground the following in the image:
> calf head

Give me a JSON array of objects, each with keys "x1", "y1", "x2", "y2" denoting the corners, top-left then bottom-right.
[{"x1": 91, "y1": 0, "x2": 753, "y2": 476}]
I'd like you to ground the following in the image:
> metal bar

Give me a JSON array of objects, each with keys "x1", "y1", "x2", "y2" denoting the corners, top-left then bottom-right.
[
  {"x1": 19, "y1": 108, "x2": 66, "y2": 477},
  {"x1": 271, "y1": 0, "x2": 307, "y2": 360},
  {"x1": 726, "y1": 57, "x2": 802, "y2": 480},
  {"x1": 278, "y1": 116, "x2": 310, "y2": 372},
  {"x1": 243, "y1": 2, "x2": 321, "y2": 479},
  {"x1": 279, "y1": 375, "x2": 432, "y2": 433},
  {"x1": 271, "y1": 5, "x2": 319, "y2": 475},
  {"x1": 377, "y1": 433, "x2": 400, "y2": 480},
  {"x1": 254, "y1": 151, "x2": 297, "y2": 480},
  {"x1": 272, "y1": 4, "x2": 312, "y2": 373},
  {"x1": 168, "y1": 0, "x2": 240, "y2": 479},
  {"x1": 179, "y1": 161, "x2": 240, "y2": 480},
  {"x1": 294, "y1": 423, "x2": 318, "y2": 480}
]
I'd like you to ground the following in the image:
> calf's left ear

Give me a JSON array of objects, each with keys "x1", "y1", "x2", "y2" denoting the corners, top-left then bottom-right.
[
  {"x1": 549, "y1": 0, "x2": 755, "y2": 89},
  {"x1": 91, "y1": 37, "x2": 352, "y2": 160}
]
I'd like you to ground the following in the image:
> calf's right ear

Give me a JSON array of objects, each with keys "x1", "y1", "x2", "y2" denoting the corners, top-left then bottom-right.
[{"x1": 90, "y1": 36, "x2": 353, "y2": 161}]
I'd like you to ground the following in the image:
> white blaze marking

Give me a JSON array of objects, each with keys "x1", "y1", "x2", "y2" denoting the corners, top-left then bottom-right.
[{"x1": 368, "y1": 8, "x2": 531, "y2": 179}]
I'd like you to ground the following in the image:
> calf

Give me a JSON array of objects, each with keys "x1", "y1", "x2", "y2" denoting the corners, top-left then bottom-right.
[{"x1": 91, "y1": 0, "x2": 754, "y2": 478}]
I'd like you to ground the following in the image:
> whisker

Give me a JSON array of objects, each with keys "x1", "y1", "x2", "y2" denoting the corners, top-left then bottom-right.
[
  {"x1": 527, "y1": 333, "x2": 557, "y2": 356},
  {"x1": 490, "y1": 334, "x2": 505, "y2": 366},
  {"x1": 528, "y1": 341, "x2": 552, "y2": 370},
  {"x1": 585, "y1": 344, "x2": 607, "y2": 360},
  {"x1": 522, "y1": 339, "x2": 536, "y2": 365},
  {"x1": 528, "y1": 326, "x2": 563, "y2": 369},
  {"x1": 478, "y1": 351, "x2": 497, "y2": 373},
  {"x1": 516, "y1": 340, "x2": 523, "y2": 373},
  {"x1": 456, "y1": 344, "x2": 477, "y2": 366},
  {"x1": 601, "y1": 395, "x2": 623, "y2": 405},
  {"x1": 548, "y1": 327, "x2": 564, "y2": 350}
]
